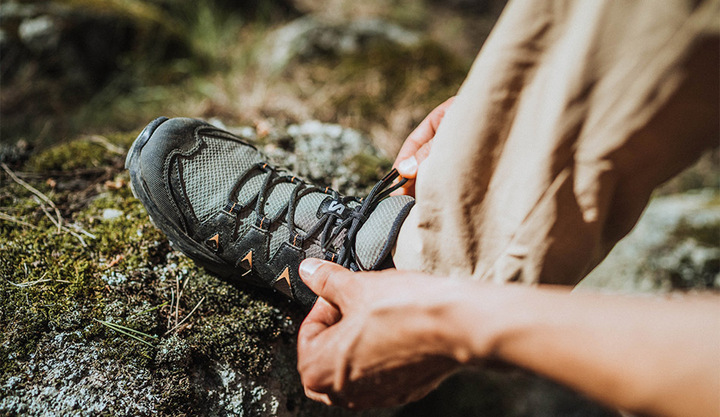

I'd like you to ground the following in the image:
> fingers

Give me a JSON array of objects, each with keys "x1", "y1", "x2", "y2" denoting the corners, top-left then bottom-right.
[
  {"x1": 394, "y1": 96, "x2": 455, "y2": 179},
  {"x1": 396, "y1": 155, "x2": 419, "y2": 178},
  {"x1": 298, "y1": 297, "x2": 341, "y2": 347},
  {"x1": 304, "y1": 387, "x2": 332, "y2": 406},
  {"x1": 397, "y1": 138, "x2": 434, "y2": 177},
  {"x1": 415, "y1": 138, "x2": 433, "y2": 163},
  {"x1": 299, "y1": 259, "x2": 355, "y2": 307},
  {"x1": 395, "y1": 121, "x2": 435, "y2": 168}
]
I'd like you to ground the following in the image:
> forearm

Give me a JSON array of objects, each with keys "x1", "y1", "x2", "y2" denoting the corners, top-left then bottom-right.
[{"x1": 447, "y1": 283, "x2": 720, "y2": 417}]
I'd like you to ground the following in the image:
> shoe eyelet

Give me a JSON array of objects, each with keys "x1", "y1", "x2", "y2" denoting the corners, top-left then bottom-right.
[
  {"x1": 291, "y1": 233, "x2": 304, "y2": 247},
  {"x1": 324, "y1": 251, "x2": 337, "y2": 263},
  {"x1": 223, "y1": 201, "x2": 242, "y2": 215},
  {"x1": 286, "y1": 175, "x2": 303, "y2": 184},
  {"x1": 255, "y1": 215, "x2": 271, "y2": 230}
]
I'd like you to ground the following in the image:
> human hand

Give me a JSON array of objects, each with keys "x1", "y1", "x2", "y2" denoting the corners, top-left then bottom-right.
[
  {"x1": 393, "y1": 97, "x2": 455, "y2": 196},
  {"x1": 296, "y1": 259, "x2": 467, "y2": 409}
]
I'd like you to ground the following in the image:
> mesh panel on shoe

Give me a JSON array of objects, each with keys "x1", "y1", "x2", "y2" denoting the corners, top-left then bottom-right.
[
  {"x1": 304, "y1": 244, "x2": 323, "y2": 260},
  {"x1": 269, "y1": 223, "x2": 291, "y2": 259},
  {"x1": 293, "y1": 192, "x2": 327, "y2": 234},
  {"x1": 235, "y1": 210, "x2": 255, "y2": 243},
  {"x1": 181, "y1": 135, "x2": 261, "y2": 222},
  {"x1": 355, "y1": 195, "x2": 413, "y2": 269},
  {"x1": 264, "y1": 182, "x2": 296, "y2": 220},
  {"x1": 237, "y1": 171, "x2": 268, "y2": 207}
]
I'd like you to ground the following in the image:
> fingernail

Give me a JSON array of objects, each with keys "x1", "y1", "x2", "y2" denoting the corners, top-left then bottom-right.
[
  {"x1": 300, "y1": 258, "x2": 324, "y2": 277},
  {"x1": 397, "y1": 156, "x2": 417, "y2": 176}
]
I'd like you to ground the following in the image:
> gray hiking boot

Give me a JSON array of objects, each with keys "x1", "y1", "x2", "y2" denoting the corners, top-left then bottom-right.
[{"x1": 125, "y1": 117, "x2": 414, "y2": 309}]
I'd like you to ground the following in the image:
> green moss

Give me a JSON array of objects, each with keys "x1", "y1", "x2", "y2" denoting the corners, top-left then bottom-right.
[
  {"x1": 299, "y1": 39, "x2": 468, "y2": 128},
  {"x1": 0, "y1": 187, "x2": 104, "y2": 375},
  {"x1": 0, "y1": 133, "x2": 288, "y2": 400},
  {"x1": 180, "y1": 271, "x2": 288, "y2": 376},
  {"x1": 346, "y1": 152, "x2": 393, "y2": 184},
  {"x1": 27, "y1": 138, "x2": 124, "y2": 172}
]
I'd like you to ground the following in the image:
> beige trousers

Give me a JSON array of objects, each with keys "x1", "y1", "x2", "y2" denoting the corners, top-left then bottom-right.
[{"x1": 394, "y1": 0, "x2": 719, "y2": 285}]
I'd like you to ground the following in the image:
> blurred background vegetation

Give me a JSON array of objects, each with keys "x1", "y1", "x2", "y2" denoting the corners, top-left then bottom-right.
[{"x1": 0, "y1": 0, "x2": 506, "y2": 156}]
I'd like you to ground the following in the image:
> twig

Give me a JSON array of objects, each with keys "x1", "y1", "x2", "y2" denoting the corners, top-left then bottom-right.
[
  {"x1": 2, "y1": 162, "x2": 62, "y2": 232},
  {"x1": 128, "y1": 301, "x2": 169, "y2": 318},
  {"x1": 3, "y1": 163, "x2": 95, "y2": 246},
  {"x1": 85, "y1": 135, "x2": 126, "y2": 155},
  {"x1": 165, "y1": 296, "x2": 205, "y2": 336},
  {"x1": 97, "y1": 319, "x2": 157, "y2": 339},
  {"x1": 68, "y1": 230, "x2": 87, "y2": 247},
  {"x1": 33, "y1": 196, "x2": 90, "y2": 247},
  {"x1": 8, "y1": 272, "x2": 71, "y2": 288},
  {"x1": 35, "y1": 196, "x2": 63, "y2": 231},
  {"x1": 9, "y1": 279, "x2": 72, "y2": 287},
  {"x1": 175, "y1": 275, "x2": 181, "y2": 327},
  {"x1": 38, "y1": 200, "x2": 88, "y2": 246},
  {"x1": 105, "y1": 254, "x2": 125, "y2": 269},
  {"x1": 94, "y1": 319, "x2": 156, "y2": 348},
  {"x1": 174, "y1": 275, "x2": 192, "y2": 325},
  {"x1": 67, "y1": 222, "x2": 97, "y2": 240},
  {"x1": 168, "y1": 287, "x2": 175, "y2": 329},
  {"x1": 182, "y1": 274, "x2": 191, "y2": 292},
  {"x1": 13, "y1": 168, "x2": 108, "y2": 179},
  {"x1": 0, "y1": 211, "x2": 37, "y2": 229}
]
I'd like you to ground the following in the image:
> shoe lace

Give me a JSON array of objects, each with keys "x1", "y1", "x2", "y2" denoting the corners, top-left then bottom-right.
[{"x1": 235, "y1": 164, "x2": 407, "y2": 269}]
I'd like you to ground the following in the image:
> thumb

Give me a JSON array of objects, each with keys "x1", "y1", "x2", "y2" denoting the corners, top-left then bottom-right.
[{"x1": 299, "y1": 259, "x2": 354, "y2": 307}]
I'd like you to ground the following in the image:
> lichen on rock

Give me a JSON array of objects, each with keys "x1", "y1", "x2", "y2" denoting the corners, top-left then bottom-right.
[{"x1": 0, "y1": 124, "x2": 396, "y2": 416}]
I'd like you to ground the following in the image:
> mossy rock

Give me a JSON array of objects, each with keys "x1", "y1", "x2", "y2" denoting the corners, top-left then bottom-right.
[{"x1": 0, "y1": 128, "x2": 394, "y2": 416}]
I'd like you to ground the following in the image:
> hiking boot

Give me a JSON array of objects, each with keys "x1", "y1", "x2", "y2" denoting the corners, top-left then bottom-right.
[{"x1": 125, "y1": 117, "x2": 414, "y2": 309}]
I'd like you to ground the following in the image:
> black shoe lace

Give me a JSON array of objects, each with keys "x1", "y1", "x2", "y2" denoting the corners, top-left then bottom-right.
[{"x1": 233, "y1": 164, "x2": 407, "y2": 269}]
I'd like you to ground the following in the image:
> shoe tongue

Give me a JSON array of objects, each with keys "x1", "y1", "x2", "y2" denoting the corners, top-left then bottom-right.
[{"x1": 354, "y1": 195, "x2": 414, "y2": 270}]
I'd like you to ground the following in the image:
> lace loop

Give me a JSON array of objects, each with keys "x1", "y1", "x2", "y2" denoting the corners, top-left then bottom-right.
[{"x1": 231, "y1": 164, "x2": 407, "y2": 269}]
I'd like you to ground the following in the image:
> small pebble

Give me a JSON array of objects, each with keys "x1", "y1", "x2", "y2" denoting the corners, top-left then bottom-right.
[{"x1": 102, "y1": 208, "x2": 123, "y2": 220}]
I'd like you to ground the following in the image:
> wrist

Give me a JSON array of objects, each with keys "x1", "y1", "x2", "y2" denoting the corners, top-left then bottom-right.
[
  {"x1": 443, "y1": 282, "x2": 533, "y2": 365},
  {"x1": 430, "y1": 281, "x2": 518, "y2": 365}
]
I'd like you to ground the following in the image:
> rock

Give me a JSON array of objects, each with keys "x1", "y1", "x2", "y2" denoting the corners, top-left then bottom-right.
[
  {"x1": 0, "y1": 122, "x2": 394, "y2": 417},
  {"x1": 102, "y1": 208, "x2": 124, "y2": 221},
  {"x1": 1, "y1": 335, "x2": 159, "y2": 416},
  {"x1": 17, "y1": 15, "x2": 59, "y2": 54},
  {"x1": 580, "y1": 190, "x2": 720, "y2": 292},
  {"x1": 229, "y1": 120, "x2": 391, "y2": 196},
  {"x1": 263, "y1": 16, "x2": 421, "y2": 71},
  {"x1": 0, "y1": 139, "x2": 31, "y2": 164}
]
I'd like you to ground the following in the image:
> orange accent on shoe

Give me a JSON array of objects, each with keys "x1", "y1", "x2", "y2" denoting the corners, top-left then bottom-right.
[
  {"x1": 208, "y1": 233, "x2": 220, "y2": 250},
  {"x1": 241, "y1": 250, "x2": 253, "y2": 268},
  {"x1": 240, "y1": 250, "x2": 253, "y2": 276},
  {"x1": 273, "y1": 266, "x2": 292, "y2": 297}
]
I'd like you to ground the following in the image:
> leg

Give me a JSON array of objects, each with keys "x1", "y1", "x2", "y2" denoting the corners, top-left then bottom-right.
[{"x1": 394, "y1": 0, "x2": 719, "y2": 285}]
